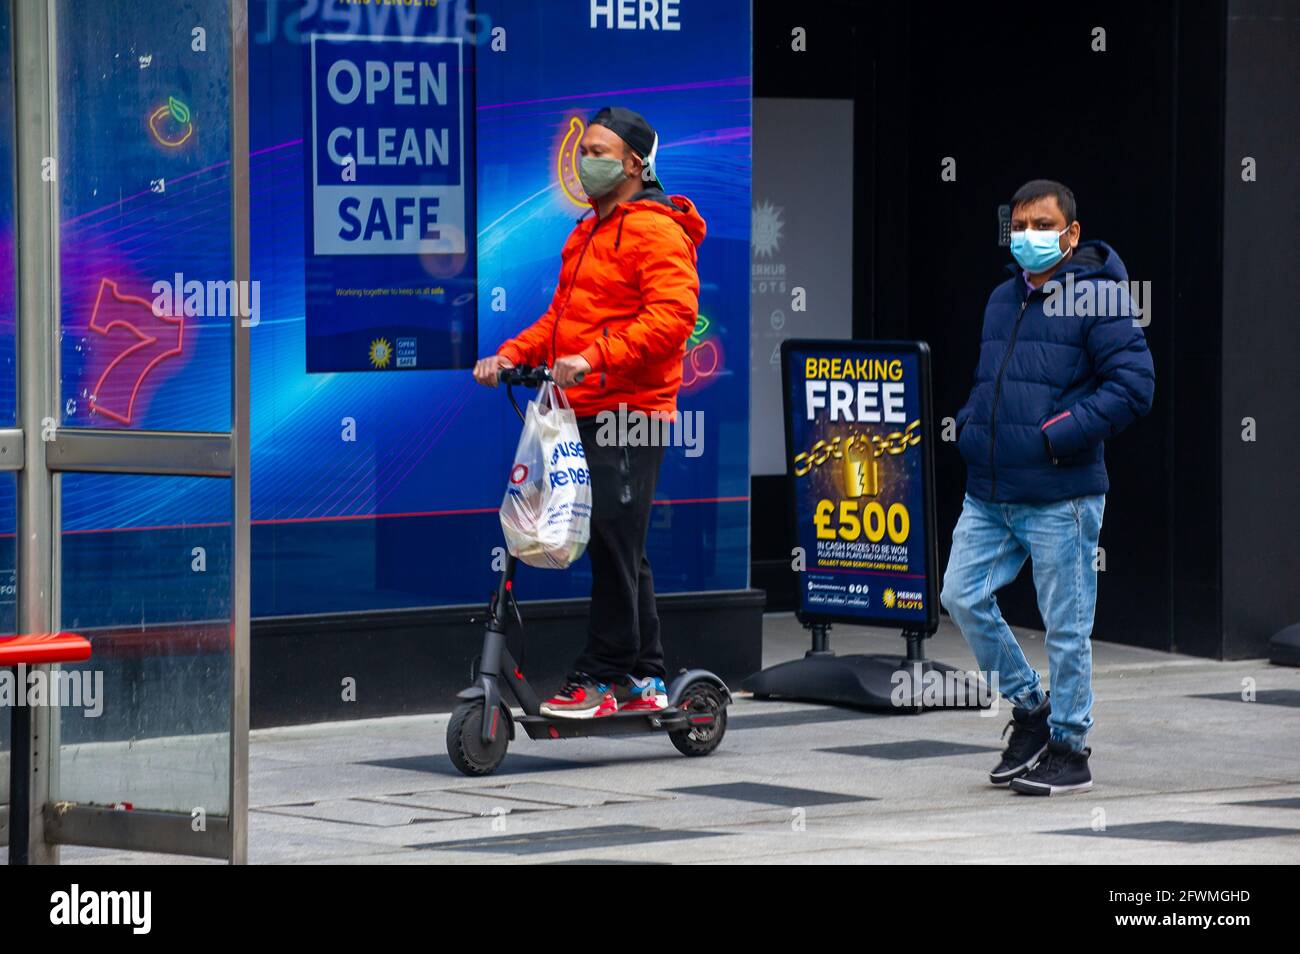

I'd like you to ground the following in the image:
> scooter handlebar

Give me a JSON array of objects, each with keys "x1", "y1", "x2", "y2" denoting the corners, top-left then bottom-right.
[
  {"x1": 498, "y1": 365, "x2": 549, "y2": 387},
  {"x1": 498, "y1": 365, "x2": 583, "y2": 387}
]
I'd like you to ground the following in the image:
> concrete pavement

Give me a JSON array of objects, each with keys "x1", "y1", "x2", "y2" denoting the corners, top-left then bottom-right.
[{"x1": 58, "y1": 613, "x2": 1300, "y2": 864}]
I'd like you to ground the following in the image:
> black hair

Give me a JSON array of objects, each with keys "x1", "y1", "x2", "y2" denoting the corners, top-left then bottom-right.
[{"x1": 1011, "y1": 179, "x2": 1076, "y2": 223}]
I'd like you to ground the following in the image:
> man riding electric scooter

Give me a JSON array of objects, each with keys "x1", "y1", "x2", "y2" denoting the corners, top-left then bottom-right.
[{"x1": 472, "y1": 106, "x2": 706, "y2": 719}]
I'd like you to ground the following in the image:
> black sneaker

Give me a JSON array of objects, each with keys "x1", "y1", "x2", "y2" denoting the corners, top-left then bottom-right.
[
  {"x1": 989, "y1": 695, "x2": 1051, "y2": 786},
  {"x1": 1010, "y1": 741, "x2": 1093, "y2": 796}
]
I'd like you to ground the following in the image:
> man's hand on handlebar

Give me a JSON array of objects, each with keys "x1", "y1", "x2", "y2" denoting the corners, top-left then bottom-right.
[
  {"x1": 473, "y1": 353, "x2": 513, "y2": 387},
  {"x1": 553, "y1": 354, "x2": 591, "y2": 388}
]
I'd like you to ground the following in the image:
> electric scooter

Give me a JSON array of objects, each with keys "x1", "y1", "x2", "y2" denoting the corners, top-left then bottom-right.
[{"x1": 446, "y1": 364, "x2": 730, "y2": 777}]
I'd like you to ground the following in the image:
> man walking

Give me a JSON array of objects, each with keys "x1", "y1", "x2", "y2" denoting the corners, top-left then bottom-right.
[
  {"x1": 941, "y1": 179, "x2": 1154, "y2": 794},
  {"x1": 473, "y1": 107, "x2": 706, "y2": 718}
]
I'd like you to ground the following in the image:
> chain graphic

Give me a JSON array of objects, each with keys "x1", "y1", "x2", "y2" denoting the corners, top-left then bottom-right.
[{"x1": 791, "y1": 419, "x2": 923, "y2": 478}]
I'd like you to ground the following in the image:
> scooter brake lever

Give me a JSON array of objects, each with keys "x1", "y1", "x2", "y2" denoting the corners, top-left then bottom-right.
[{"x1": 507, "y1": 586, "x2": 524, "y2": 632}]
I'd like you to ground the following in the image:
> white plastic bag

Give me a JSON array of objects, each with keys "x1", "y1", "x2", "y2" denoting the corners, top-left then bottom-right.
[{"x1": 500, "y1": 380, "x2": 592, "y2": 569}]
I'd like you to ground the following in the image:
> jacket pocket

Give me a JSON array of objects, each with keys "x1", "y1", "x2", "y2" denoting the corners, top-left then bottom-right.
[{"x1": 1040, "y1": 409, "x2": 1089, "y2": 463}]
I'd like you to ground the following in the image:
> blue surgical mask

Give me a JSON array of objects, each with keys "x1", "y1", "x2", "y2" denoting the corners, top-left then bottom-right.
[{"x1": 1010, "y1": 227, "x2": 1070, "y2": 273}]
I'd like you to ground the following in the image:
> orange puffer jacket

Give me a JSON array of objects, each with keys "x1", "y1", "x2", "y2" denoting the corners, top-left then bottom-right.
[{"x1": 496, "y1": 189, "x2": 706, "y2": 419}]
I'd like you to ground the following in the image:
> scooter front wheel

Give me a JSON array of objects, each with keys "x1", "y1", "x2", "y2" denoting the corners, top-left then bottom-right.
[
  {"x1": 447, "y1": 700, "x2": 509, "y2": 776},
  {"x1": 669, "y1": 682, "x2": 728, "y2": 757}
]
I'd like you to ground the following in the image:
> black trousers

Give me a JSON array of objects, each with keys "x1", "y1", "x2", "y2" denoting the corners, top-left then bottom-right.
[{"x1": 572, "y1": 416, "x2": 667, "y2": 682}]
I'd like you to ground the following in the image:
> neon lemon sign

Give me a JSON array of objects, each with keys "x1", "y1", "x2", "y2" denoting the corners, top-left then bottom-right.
[{"x1": 149, "y1": 96, "x2": 194, "y2": 148}]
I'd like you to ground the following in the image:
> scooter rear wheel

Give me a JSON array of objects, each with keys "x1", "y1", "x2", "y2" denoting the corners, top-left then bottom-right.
[
  {"x1": 669, "y1": 682, "x2": 728, "y2": 757},
  {"x1": 447, "y1": 700, "x2": 509, "y2": 776}
]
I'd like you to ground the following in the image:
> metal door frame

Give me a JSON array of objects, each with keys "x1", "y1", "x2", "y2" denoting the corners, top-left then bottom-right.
[{"x1": 6, "y1": 0, "x2": 250, "y2": 864}]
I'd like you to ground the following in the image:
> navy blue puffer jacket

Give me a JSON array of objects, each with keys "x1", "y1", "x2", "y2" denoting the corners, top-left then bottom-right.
[{"x1": 955, "y1": 240, "x2": 1155, "y2": 503}]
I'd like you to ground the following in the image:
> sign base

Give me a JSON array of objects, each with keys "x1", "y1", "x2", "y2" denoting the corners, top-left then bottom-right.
[
  {"x1": 1269, "y1": 622, "x2": 1300, "y2": 667},
  {"x1": 741, "y1": 626, "x2": 990, "y2": 713},
  {"x1": 742, "y1": 653, "x2": 988, "y2": 712}
]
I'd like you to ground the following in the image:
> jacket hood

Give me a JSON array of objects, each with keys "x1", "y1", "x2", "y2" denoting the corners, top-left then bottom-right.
[
  {"x1": 1005, "y1": 239, "x2": 1128, "y2": 287},
  {"x1": 587, "y1": 187, "x2": 707, "y2": 248}
]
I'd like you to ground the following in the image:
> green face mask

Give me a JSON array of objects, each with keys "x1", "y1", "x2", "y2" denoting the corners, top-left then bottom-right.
[{"x1": 578, "y1": 155, "x2": 628, "y2": 198}]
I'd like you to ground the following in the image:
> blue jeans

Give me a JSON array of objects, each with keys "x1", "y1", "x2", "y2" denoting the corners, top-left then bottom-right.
[{"x1": 940, "y1": 493, "x2": 1106, "y2": 751}]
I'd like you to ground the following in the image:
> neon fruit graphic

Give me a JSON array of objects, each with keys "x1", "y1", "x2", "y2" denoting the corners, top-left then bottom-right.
[
  {"x1": 682, "y1": 314, "x2": 722, "y2": 390},
  {"x1": 88, "y1": 277, "x2": 185, "y2": 425},
  {"x1": 148, "y1": 95, "x2": 194, "y2": 148},
  {"x1": 687, "y1": 314, "x2": 711, "y2": 347},
  {"x1": 557, "y1": 116, "x2": 588, "y2": 207},
  {"x1": 682, "y1": 338, "x2": 721, "y2": 388}
]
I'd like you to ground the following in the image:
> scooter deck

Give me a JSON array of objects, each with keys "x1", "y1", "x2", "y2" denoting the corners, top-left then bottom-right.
[{"x1": 515, "y1": 706, "x2": 711, "y2": 740}]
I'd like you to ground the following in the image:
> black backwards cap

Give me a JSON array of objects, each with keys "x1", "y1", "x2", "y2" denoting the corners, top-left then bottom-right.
[{"x1": 588, "y1": 106, "x2": 665, "y2": 192}]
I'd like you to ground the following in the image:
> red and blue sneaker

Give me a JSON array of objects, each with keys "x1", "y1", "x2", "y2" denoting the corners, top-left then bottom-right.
[
  {"x1": 540, "y1": 673, "x2": 617, "y2": 719},
  {"x1": 614, "y1": 675, "x2": 668, "y2": 712}
]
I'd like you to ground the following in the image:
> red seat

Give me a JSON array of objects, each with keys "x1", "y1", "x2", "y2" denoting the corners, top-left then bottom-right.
[{"x1": 0, "y1": 632, "x2": 92, "y2": 666}]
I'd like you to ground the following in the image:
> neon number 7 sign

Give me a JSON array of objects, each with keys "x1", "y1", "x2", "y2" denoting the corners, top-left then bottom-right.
[{"x1": 87, "y1": 277, "x2": 185, "y2": 426}]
